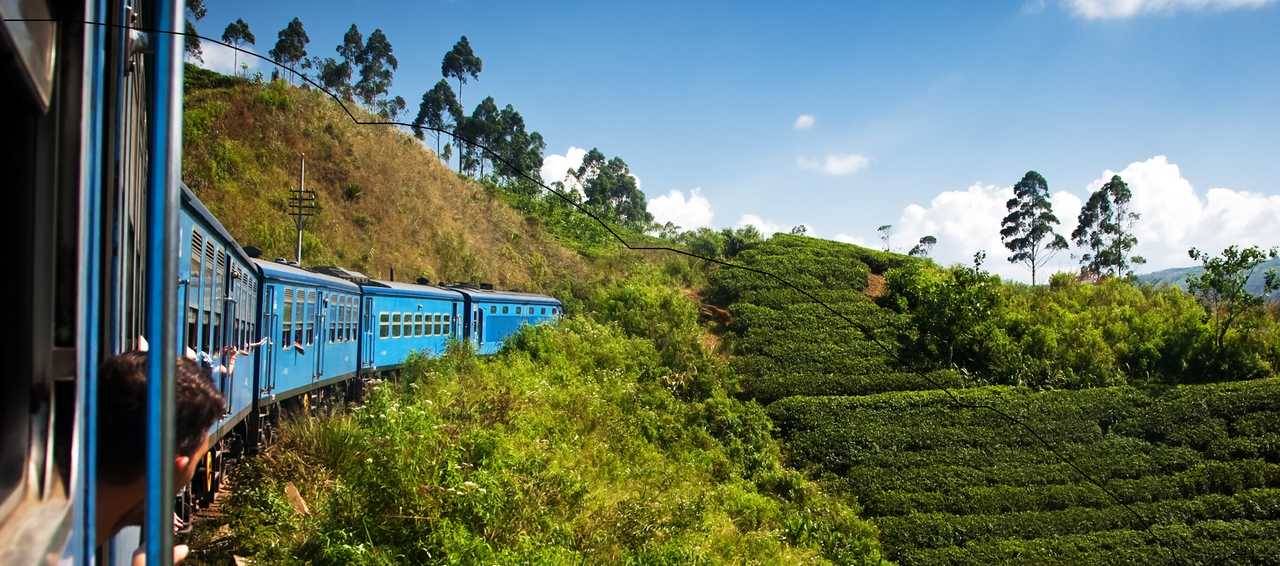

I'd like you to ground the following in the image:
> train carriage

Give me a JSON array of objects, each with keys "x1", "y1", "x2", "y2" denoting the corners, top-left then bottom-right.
[
  {"x1": 360, "y1": 280, "x2": 466, "y2": 371},
  {"x1": 451, "y1": 287, "x2": 563, "y2": 354},
  {"x1": 178, "y1": 185, "x2": 260, "y2": 442},
  {"x1": 254, "y1": 259, "x2": 362, "y2": 401}
]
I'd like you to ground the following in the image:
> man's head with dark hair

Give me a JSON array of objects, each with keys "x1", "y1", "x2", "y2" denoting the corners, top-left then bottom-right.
[{"x1": 96, "y1": 351, "x2": 224, "y2": 541}]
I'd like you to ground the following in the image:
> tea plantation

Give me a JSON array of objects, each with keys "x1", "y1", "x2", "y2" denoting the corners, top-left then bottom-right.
[{"x1": 711, "y1": 235, "x2": 1280, "y2": 564}]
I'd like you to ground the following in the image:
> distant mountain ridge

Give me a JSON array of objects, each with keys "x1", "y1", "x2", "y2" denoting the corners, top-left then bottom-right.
[{"x1": 1138, "y1": 257, "x2": 1280, "y2": 299}]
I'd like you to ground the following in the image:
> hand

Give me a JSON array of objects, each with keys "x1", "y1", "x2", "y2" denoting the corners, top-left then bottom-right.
[{"x1": 131, "y1": 544, "x2": 190, "y2": 565}]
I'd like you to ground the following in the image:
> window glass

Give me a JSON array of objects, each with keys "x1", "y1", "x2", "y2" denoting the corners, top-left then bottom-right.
[
  {"x1": 380, "y1": 312, "x2": 390, "y2": 338},
  {"x1": 502, "y1": 305, "x2": 509, "y2": 314},
  {"x1": 402, "y1": 312, "x2": 413, "y2": 336},
  {"x1": 307, "y1": 291, "x2": 317, "y2": 345},
  {"x1": 188, "y1": 233, "x2": 202, "y2": 351},
  {"x1": 490, "y1": 305, "x2": 497, "y2": 314},
  {"x1": 444, "y1": 314, "x2": 452, "y2": 337},
  {"x1": 392, "y1": 313, "x2": 402, "y2": 338},
  {"x1": 415, "y1": 313, "x2": 425, "y2": 336},
  {"x1": 429, "y1": 314, "x2": 439, "y2": 335},
  {"x1": 282, "y1": 289, "x2": 293, "y2": 349},
  {"x1": 541, "y1": 307, "x2": 547, "y2": 315},
  {"x1": 515, "y1": 306, "x2": 522, "y2": 315},
  {"x1": 329, "y1": 301, "x2": 337, "y2": 342}
]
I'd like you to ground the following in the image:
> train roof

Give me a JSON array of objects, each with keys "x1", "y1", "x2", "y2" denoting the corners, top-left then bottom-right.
[
  {"x1": 448, "y1": 286, "x2": 562, "y2": 306},
  {"x1": 253, "y1": 258, "x2": 362, "y2": 292},
  {"x1": 180, "y1": 183, "x2": 256, "y2": 269},
  {"x1": 360, "y1": 279, "x2": 464, "y2": 301}
]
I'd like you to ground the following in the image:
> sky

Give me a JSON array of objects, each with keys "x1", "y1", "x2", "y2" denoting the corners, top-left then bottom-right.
[{"x1": 191, "y1": 0, "x2": 1280, "y2": 280}]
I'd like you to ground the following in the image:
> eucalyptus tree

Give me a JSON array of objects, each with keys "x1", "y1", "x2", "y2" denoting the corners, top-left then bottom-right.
[
  {"x1": 1000, "y1": 171, "x2": 1069, "y2": 285},
  {"x1": 441, "y1": 36, "x2": 482, "y2": 170},
  {"x1": 413, "y1": 80, "x2": 461, "y2": 157},
  {"x1": 1072, "y1": 175, "x2": 1145, "y2": 278},
  {"x1": 220, "y1": 19, "x2": 256, "y2": 77},
  {"x1": 185, "y1": 0, "x2": 208, "y2": 61},
  {"x1": 269, "y1": 17, "x2": 310, "y2": 84}
]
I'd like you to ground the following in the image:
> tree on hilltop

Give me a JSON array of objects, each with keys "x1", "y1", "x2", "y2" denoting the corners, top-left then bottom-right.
[
  {"x1": 414, "y1": 79, "x2": 461, "y2": 157},
  {"x1": 1072, "y1": 175, "x2": 1144, "y2": 278},
  {"x1": 317, "y1": 24, "x2": 364, "y2": 98},
  {"x1": 877, "y1": 224, "x2": 894, "y2": 251},
  {"x1": 220, "y1": 19, "x2": 256, "y2": 77},
  {"x1": 356, "y1": 28, "x2": 399, "y2": 113},
  {"x1": 1000, "y1": 171, "x2": 1069, "y2": 285},
  {"x1": 442, "y1": 36, "x2": 482, "y2": 170},
  {"x1": 269, "y1": 17, "x2": 310, "y2": 84},
  {"x1": 493, "y1": 104, "x2": 545, "y2": 187},
  {"x1": 909, "y1": 235, "x2": 938, "y2": 258}
]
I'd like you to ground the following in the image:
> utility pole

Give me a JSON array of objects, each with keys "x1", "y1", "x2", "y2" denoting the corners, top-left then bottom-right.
[{"x1": 288, "y1": 154, "x2": 317, "y2": 264}]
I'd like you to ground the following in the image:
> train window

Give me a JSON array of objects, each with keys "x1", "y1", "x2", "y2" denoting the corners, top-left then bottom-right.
[
  {"x1": 379, "y1": 313, "x2": 390, "y2": 338},
  {"x1": 188, "y1": 232, "x2": 203, "y2": 351},
  {"x1": 490, "y1": 305, "x2": 497, "y2": 314},
  {"x1": 502, "y1": 305, "x2": 509, "y2": 314},
  {"x1": 402, "y1": 313, "x2": 413, "y2": 337},
  {"x1": 515, "y1": 306, "x2": 522, "y2": 315},
  {"x1": 411, "y1": 313, "x2": 421, "y2": 336},
  {"x1": 444, "y1": 314, "x2": 452, "y2": 336},
  {"x1": 391, "y1": 313, "x2": 402, "y2": 338},
  {"x1": 282, "y1": 289, "x2": 293, "y2": 349},
  {"x1": 329, "y1": 303, "x2": 337, "y2": 342},
  {"x1": 306, "y1": 290, "x2": 317, "y2": 345},
  {"x1": 344, "y1": 300, "x2": 353, "y2": 341},
  {"x1": 213, "y1": 250, "x2": 225, "y2": 352},
  {"x1": 293, "y1": 291, "x2": 304, "y2": 347},
  {"x1": 203, "y1": 242, "x2": 215, "y2": 350}
]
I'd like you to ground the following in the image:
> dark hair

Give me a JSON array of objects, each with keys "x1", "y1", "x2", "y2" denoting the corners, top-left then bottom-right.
[{"x1": 98, "y1": 351, "x2": 225, "y2": 485}]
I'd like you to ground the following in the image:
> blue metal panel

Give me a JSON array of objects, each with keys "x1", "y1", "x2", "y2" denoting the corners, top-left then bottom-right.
[
  {"x1": 366, "y1": 294, "x2": 464, "y2": 369},
  {"x1": 254, "y1": 259, "x2": 361, "y2": 293}
]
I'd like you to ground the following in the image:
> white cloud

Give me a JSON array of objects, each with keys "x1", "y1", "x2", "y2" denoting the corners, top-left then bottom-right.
[
  {"x1": 1064, "y1": 0, "x2": 1274, "y2": 19},
  {"x1": 871, "y1": 155, "x2": 1280, "y2": 282},
  {"x1": 793, "y1": 114, "x2": 816, "y2": 130},
  {"x1": 187, "y1": 39, "x2": 258, "y2": 75},
  {"x1": 737, "y1": 214, "x2": 787, "y2": 236},
  {"x1": 648, "y1": 188, "x2": 714, "y2": 230},
  {"x1": 797, "y1": 153, "x2": 870, "y2": 176},
  {"x1": 540, "y1": 146, "x2": 589, "y2": 196}
]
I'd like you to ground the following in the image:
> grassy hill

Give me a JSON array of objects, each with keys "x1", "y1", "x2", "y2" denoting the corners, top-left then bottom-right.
[
  {"x1": 182, "y1": 66, "x2": 588, "y2": 293},
  {"x1": 1140, "y1": 258, "x2": 1280, "y2": 300},
  {"x1": 710, "y1": 234, "x2": 1280, "y2": 564}
]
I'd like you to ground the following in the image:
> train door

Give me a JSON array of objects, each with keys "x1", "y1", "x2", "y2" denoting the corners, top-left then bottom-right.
[
  {"x1": 261, "y1": 286, "x2": 276, "y2": 394},
  {"x1": 475, "y1": 307, "x2": 485, "y2": 349},
  {"x1": 313, "y1": 291, "x2": 326, "y2": 381},
  {"x1": 361, "y1": 298, "x2": 375, "y2": 369}
]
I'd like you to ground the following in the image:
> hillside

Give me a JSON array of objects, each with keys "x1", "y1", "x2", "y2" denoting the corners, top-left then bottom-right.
[
  {"x1": 1140, "y1": 258, "x2": 1280, "y2": 300},
  {"x1": 181, "y1": 66, "x2": 588, "y2": 293},
  {"x1": 710, "y1": 234, "x2": 1280, "y2": 564}
]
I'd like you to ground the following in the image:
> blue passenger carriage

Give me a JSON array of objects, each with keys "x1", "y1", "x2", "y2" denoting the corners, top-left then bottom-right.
[
  {"x1": 451, "y1": 286, "x2": 563, "y2": 354},
  {"x1": 361, "y1": 280, "x2": 466, "y2": 370},
  {"x1": 178, "y1": 185, "x2": 260, "y2": 441},
  {"x1": 254, "y1": 260, "x2": 362, "y2": 400}
]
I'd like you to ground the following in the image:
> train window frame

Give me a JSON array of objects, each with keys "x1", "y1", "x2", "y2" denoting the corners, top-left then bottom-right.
[
  {"x1": 391, "y1": 313, "x2": 402, "y2": 338},
  {"x1": 345, "y1": 299, "x2": 354, "y2": 341},
  {"x1": 431, "y1": 314, "x2": 441, "y2": 335},
  {"x1": 282, "y1": 288, "x2": 294, "y2": 350},
  {"x1": 515, "y1": 306, "x2": 522, "y2": 315},
  {"x1": 502, "y1": 305, "x2": 509, "y2": 314},
  {"x1": 402, "y1": 312, "x2": 413, "y2": 337},
  {"x1": 379, "y1": 312, "x2": 390, "y2": 338},
  {"x1": 188, "y1": 231, "x2": 203, "y2": 351},
  {"x1": 489, "y1": 305, "x2": 496, "y2": 314},
  {"x1": 444, "y1": 314, "x2": 452, "y2": 336},
  {"x1": 414, "y1": 313, "x2": 424, "y2": 336}
]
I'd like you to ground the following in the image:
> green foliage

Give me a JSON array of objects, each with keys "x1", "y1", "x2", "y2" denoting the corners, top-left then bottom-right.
[
  {"x1": 569, "y1": 148, "x2": 653, "y2": 229},
  {"x1": 269, "y1": 17, "x2": 311, "y2": 76},
  {"x1": 1187, "y1": 245, "x2": 1280, "y2": 369},
  {"x1": 205, "y1": 307, "x2": 884, "y2": 563},
  {"x1": 885, "y1": 252, "x2": 1011, "y2": 375},
  {"x1": 767, "y1": 380, "x2": 1280, "y2": 563}
]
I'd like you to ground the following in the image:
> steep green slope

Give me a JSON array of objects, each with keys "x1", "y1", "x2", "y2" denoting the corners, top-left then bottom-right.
[{"x1": 182, "y1": 66, "x2": 590, "y2": 292}]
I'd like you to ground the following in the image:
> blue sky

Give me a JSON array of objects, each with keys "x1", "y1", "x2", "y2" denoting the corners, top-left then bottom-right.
[{"x1": 192, "y1": 0, "x2": 1280, "y2": 279}]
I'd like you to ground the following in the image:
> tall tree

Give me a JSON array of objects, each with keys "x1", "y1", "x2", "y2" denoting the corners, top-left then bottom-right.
[
  {"x1": 413, "y1": 80, "x2": 461, "y2": 157},
  {"x1": 571, "y1": 149, "x2": 653, "y2": 227},
  {"x1": 316, "y1": 24, "x2": 364, "y2": 97},
  {"x1": 1000, "y1": 171, "x2": 1069, "y2": 285},
  {"x1": 184, "y1": 0, "x2": 208, "y2": 62},
  {"x1": 1071, "y1": 175, "x2": 1145, "y2": 278},
  {"x1": 463, "y1": 97, "x2": 501, "y2": 176},
  {"x1": 269, "y1": 17, "x2": 310, "y2": 84},
  {"x1": 909, "y1": 235, "x2": 938, "y2": 257},
  {"x1": 877, "y1": 224, "x2": 894, "y2": 251},
  {"x1": 355, "y1": 28, "x2": 398, "y2": 108},
  {"x1": 220, "y1": 19, "x2": 256, "y2": 77},
  {"x1": 441, "y1": 36, "x2": 482, "y2": 170}
]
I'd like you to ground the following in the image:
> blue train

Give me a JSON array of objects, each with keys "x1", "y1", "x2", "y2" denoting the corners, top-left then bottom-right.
[{"x1": 0, "y1": 4, "x2": 560, "y2": 564}]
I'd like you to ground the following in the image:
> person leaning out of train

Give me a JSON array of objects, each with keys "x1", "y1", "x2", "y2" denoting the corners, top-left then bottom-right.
[{"x1": 96, "y1": 351, "x2": 225, "y2": 565}]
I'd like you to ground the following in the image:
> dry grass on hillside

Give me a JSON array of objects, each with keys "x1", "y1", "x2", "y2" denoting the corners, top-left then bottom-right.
[{"x1": 182, "y1": 80, "x2": 587, "y2": 292}]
